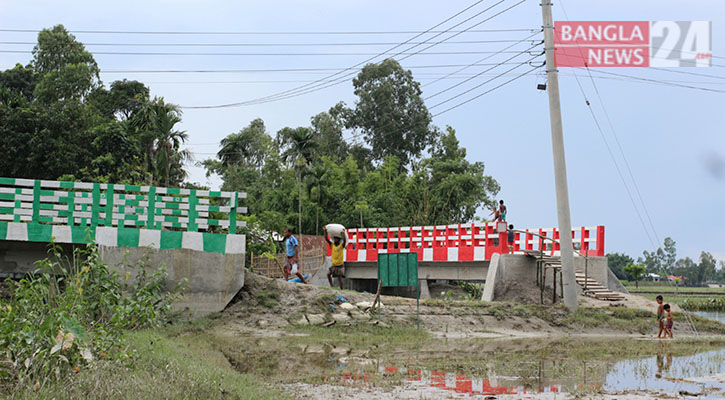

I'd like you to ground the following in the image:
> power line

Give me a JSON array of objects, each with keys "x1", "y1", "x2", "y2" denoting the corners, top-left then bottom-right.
[
  {"x1": 229, "y1": 0, "x2": 523, "y2": 108},
  {"x1": 178, "y1": 0, "x2": 496, "y2": 109},
  {"x1": 580, "y1": 69, "x2": 725, "y2": 94},
  {"x1": 182, "y1": 0, "x2": 527, "y2": 109},
  {"x1": 429, "y1": 53, "x2": 540, "y2": 109},
  {"x1": 0, "y1": 28, "x2": 538, "y2": 35},
  {"x1": 423, "y1": 30, "x2": 542, "y2": 87},
  {"x1": 0, "y1": 39, "x2": 537, "y2": 47},
  {"x1": 555, "y1": 0, "x2": 659, "y2": 249},
  {"x1": 431, "y1": 61, "x2": 541, "y2": 116},
  {"x1": 425, "y1": 42, "x2": 542, "y2": 100},
  {"x1": 96, "y1": 62, "x2": 545, "y2": 74},
  {"x1": 583, "y1": 66, "x2": 662, "y2": 245},
  {"x1": 0, "y1": 49, "x2": 543, "y2": 57}
]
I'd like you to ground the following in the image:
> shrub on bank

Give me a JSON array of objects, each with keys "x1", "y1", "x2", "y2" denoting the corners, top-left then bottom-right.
[
  {"x1": 680, "y1": 297, "x2": 725, "y2": 311},
  {"x1": 0, "y1": 242, "x2": 185, "y2": 393}
]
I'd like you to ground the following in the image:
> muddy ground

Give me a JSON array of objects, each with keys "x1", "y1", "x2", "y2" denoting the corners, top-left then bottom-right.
[
  {"x1": 203, "y1": 271, "x2": 725, "y2": 399},
  {"x1": 220, "y1": 271, "x2": 698, "y2": 339}
]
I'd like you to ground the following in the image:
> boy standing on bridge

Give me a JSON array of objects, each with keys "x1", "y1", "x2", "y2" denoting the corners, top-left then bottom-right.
[
  {"x1": 283, "y1": 228, "x2": 308, "y2": 284},
  {"x1": 324, "y1": 226, "x2": 346, "y2": 289}
]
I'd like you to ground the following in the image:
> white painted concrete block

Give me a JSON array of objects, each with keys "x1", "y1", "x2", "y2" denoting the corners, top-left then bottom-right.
[
  {"x1": 181, "y1": 232, "x2": 203, "y2": 252},
  {"x1": 138, "y1": 229, "x2": 161, "y2": 249}
]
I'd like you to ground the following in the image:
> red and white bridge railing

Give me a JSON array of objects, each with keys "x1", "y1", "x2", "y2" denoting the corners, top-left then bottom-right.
[{"x1": 329, "y1": 223, "x2": 604, "y2": 262}]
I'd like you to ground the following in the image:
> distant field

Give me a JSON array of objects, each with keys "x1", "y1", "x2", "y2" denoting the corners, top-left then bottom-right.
[{"x1": 618, "y1": 283, "x2": 725, "y2": 308}]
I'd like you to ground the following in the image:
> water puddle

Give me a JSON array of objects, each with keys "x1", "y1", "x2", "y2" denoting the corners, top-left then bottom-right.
[{"x1": 317, "y1": 340, "x2": 725, "y2": 398}]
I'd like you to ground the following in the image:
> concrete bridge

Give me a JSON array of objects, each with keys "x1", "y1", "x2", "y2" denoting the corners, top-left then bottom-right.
[
  {"x1": 316, "y1": 223, "x2": 616, "y2": 299},
  {"x1": 0, "y1": 177, "x2": 247, "y2": 315}
]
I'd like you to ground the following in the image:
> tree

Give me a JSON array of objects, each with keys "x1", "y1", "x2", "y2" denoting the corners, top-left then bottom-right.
[
  {"x1": 673, "y1": 257, "x2": 697, "y2": 285},
  {"x1": 32, "y1": 25, "x2": 100, "y2": 103},
  {"x1": 416, "y1": 126, "x2": 499, "y2": 224},
  {"x1": 131, "y1": 97, "x2": 189, "y2": 186},
  {"x1": 349, "y1": 59, "x2": 433, "y2": 168},
  {"x1": 277, "y1": 126, "x2": 319, "y2": 240},
  {"x1": 310, "y1": 103, "x2": 349, "y2": 162},
  {"x1": 697, "y1": 251, "x2": 717, "y2": 285},
  {"x1": 607, "y1": 252, "x2": 634, "y2": 281},
  {"x1": 663, "y1": 237, "x2": 677, "y2": 272},
  {"x1": 642, "y1": 248, "x2": 664, "y2": 274},
  {"x1": 623, "y1": 263, "x2": 646, "y2": 289},
  {"x1": 218, "y1": 118, "x2": 271, "y2": 168}
]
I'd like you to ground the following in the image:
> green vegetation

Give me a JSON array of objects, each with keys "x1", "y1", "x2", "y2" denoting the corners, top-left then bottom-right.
[
  {"x1": 0, "y1": 243, "x2": 184, "y2": 395},
  {"x1": 15, "y1": 329, "x2": 284, "y2": 400},
  {"x1": 255, "y1": 290, "x2": 279, "y2": 308},
  {"x1": 608, "y1": 237, "x2": 724, "y2": 286},
  {"x1": 0, "y1": 25, "x2": 189, "y2": 186},
  {"x1": 623, "y1": 263, "x2": 646, "y2": 289},
  {"x1": 680, "y1": 297, "x2": 725, "y2": 312}
]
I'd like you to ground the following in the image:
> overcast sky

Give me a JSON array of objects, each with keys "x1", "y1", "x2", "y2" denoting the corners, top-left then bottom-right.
[{"x1": 1, "y1": 0, "x2": 723, "y2": 262}]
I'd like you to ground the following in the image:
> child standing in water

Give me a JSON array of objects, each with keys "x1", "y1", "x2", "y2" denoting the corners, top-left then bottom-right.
[
  {"x1": 656, "y1": 295, "x2": 665, "y2": 338},
  {"x1": 664, "y1": 304, "x2": 674, "y2": 338}
]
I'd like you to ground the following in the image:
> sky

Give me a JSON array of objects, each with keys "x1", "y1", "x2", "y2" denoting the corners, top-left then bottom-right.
[{"x1": 1, "y1": 0, "x2": 723, "y2": 262}]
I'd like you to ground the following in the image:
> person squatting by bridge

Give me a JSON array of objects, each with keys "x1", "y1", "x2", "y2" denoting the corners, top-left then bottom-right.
[
  {"x1": 324, "y1": 226, "x2": 346, "y2": 289},
  {"x1": 283, "y1": 228, "x2": 308, "y2": 284}
]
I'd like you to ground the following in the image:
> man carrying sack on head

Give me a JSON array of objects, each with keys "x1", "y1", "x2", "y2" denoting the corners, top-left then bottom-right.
[{"x1": 324, "y1": 225, "x2": 346, "y2": 289}]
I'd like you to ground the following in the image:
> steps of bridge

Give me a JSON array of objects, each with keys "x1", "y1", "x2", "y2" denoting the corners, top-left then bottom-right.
[{"x1": 524, "y1": 251, "x2": 624, "y2": 301}]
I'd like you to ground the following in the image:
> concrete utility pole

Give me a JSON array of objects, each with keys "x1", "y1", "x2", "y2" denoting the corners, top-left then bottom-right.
[{"x1": 540, "y1": 0, "x2": 578, "y2": 311}]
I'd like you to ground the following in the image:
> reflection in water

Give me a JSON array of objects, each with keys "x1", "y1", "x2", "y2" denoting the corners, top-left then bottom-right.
[
  {"x1": 604, "y1": 343, "x2": 725, "y2": 398},
  {"x1": 320, "y1": 342, "x2": 725, "y2": 398}
]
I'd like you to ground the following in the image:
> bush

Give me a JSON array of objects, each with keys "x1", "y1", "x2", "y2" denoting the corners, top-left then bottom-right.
[
  {"x1": 0, "y1": 242, "x2": 185, "y2": 392},
  {"x1": 680, "y1": 297, "x2": 725, "y2": 311}
]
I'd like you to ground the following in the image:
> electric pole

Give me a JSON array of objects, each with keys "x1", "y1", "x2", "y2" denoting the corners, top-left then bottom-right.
[{"x1": 540, "y1": 0, "x2": 578, "y2": 310}]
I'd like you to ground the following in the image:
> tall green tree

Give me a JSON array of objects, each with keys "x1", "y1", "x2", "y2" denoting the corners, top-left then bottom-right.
[
  {"x1": 417, "y1": 126, "x2": 499, "y2": 224},
  {"x1": 32, "y1": 25, "x2": 100, "y2": 103},
  {"x1": 277, "y1": 127, "x2": 319, "y2": 241},
  {"x1": 218, "y1": 118, "x2": 270, "y2": 168},
  {"x1": 663, "y1": 237, "x2": 677, "y2": 272},
  {"x1": 310, "y1": 103, "x2": 349, "y2": 162},
  {"x1": 349, "y1": 59, "x2": 433, "y2": 168},
  {"x1": 131, "y1": 98, "x2": 189, "y2": 186}
]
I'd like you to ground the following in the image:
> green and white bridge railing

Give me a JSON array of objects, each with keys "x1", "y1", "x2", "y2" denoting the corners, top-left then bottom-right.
[{"x1": 0, "y1": 177, "x2": 246, "y2": 255}]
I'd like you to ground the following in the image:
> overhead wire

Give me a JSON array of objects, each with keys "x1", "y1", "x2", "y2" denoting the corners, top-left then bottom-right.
[
  {"x1": 424, "y1": 41, "x2": 542, "y2": 100},
  {"x1": 179, "y1": 0, "x2": 498, "y2": 109},
  {"x1": 181, "y1": 0, "x2": 529, "y2": 109},
  {"x1": 97, "y1": 62, "x2": 539, "y2": 74},
  {"x1": 422, "y1": 30, "x2": 542, "y2": 88},
  {"x1": 0, "y1": 49, "x2": 546, "y2": 57},
  {"x1": 431, "y1": 60, "x2": 541, "y2": 116},
  {"x1": 0, "y1": 39, "x2": 539, "y2": 47},
  {"x1": 0, "y1": 28, "x2": 539, "y2": 35},
  {"x1": 555, "y1": 0, "x2": 662, "y2": 251}
]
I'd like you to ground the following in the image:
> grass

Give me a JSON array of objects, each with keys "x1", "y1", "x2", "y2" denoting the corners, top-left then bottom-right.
[
  {"x1": 255, "y1": 290, "x2": 279, "y2": 308},
  {"x1": 15, "y1": 329, "x2": 285, "y2": 400}
]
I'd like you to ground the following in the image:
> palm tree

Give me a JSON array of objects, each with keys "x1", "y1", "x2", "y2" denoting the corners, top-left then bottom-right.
[
  {"x1": 131, "y1": 97, "x2": 188, "y2": 186},
  {"x1": 217, "y1": 118, "x2": 268, "y2": 168},
  {"x1": 305, "y1": 162, "x2": 328, "y2": 235},
  {"x1": 278, "y1": 127, "x2": 319, "y2": 252}
]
